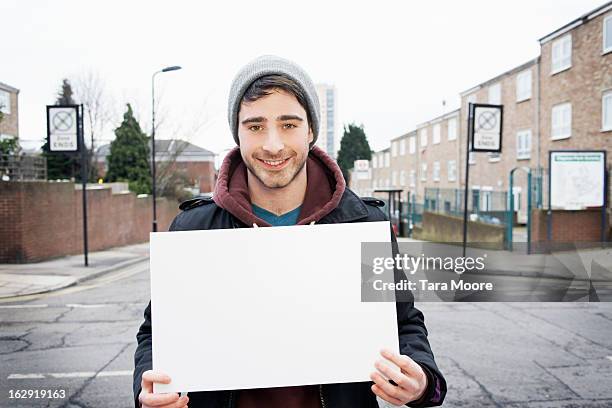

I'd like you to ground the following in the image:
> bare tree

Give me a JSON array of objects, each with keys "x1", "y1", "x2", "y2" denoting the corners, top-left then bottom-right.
[{"x1": 73, "y1": 70, "x2": 113, "y2": 181}]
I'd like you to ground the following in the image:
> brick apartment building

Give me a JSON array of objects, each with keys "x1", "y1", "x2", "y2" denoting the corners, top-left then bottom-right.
[
  {"x1": 357, "y1": 1, "x2": 611, "y2": 230},
  {"x1": 96, "y1": 139, "x2": 217, "y2": 194},
  {"x1": 0, "y1": 81, "x2": 19, "y2": 141}
]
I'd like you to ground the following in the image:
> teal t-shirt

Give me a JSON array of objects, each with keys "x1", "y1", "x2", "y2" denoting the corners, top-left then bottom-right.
[{"x1": 252, "y1": 204, "x2": 301, "y2": 226}]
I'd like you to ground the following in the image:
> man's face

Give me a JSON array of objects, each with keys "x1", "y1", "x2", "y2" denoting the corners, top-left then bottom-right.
[{"x1": 238, "y1": 89, "x2": 313, "y2": 188}]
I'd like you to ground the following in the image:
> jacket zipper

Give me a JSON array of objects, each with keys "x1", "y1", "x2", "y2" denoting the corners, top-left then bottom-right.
[
  {"x1": 319, "y1": 384, "x2": 327, "y2": 408},
  {"x1": 227, "y1": 390, "x2": 234, "y2": 408}
]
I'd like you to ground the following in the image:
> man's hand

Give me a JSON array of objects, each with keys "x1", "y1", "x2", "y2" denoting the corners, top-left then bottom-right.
[
  {"x1": 138, "y1": 370, "x2": 189, "y2": 408},
  {"x1": 369, "y1": 349, "x2": 428, "y2": 406}
]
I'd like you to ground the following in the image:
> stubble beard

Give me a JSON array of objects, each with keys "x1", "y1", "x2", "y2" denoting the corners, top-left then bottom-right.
[{"x1": 243, "y1": 149, "x2": 309, "y2": 189}]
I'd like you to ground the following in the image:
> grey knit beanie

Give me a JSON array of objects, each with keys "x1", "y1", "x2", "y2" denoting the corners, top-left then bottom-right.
[{"x1": 227, "y1": 55, "x2": 320, "y2": 147}]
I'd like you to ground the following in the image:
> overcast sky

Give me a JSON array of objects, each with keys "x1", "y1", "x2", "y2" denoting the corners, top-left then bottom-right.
[{"x1": 2, "y1": 0, "x2": 605, "y2": 155}]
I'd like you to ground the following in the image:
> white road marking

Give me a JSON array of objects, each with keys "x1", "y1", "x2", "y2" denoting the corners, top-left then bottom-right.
[
  {"x1": 8, "y1": 370, "x2": 133, "y2": 380},
  {"x1": 65, "y1": 304, "x2": 108, "y2": 308},
  {"x1": 0, "y1": 304, "x2": 48, "y2": 309}
]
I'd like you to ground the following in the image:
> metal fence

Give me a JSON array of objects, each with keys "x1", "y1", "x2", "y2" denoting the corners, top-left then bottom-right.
[{"x1": 0, "y1": 154, "x2": 47, "y2": 181}]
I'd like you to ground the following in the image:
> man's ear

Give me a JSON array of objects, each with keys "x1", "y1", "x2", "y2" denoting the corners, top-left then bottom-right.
[{"x1": 308, "y1": 128, "x2": 314, "y2": 147}]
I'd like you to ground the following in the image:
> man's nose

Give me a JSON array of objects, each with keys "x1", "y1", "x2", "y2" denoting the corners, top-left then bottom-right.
[{"x1": 262, "y1": 127, "x2": 284, "y2": 155}]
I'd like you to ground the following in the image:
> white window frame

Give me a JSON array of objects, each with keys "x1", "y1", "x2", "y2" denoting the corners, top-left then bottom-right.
[
  {"x1": 488, "y1": 83, "x2": 501, "y2": 105},
  {"x1": 420, "y1": 128, "x2": 428, "y2": 147},
  {"x1": 516, "y1": 69, "x2": 532, "y2": 102},
  {"x1": 433, "y1": 123, "x2": 441, "y2": 144},
  {"x1": 604, "y1": 14, "x2": 612, "y2": 54},
  {"x1": 409, "y1": 136, "x2": 416, "y2": 154},
  {"x1": 447, "y1": 117, "x2": 457, "y2": 141},
  {"x1": 392, "y1": 171, "x2": 397, "y2": 186},
  {"x1": 433, "y1": 161, "x2": 440, "y2": 182},
  {"x1": 399, "y1": 139, "x2": 406, "y2": 155},
  {"x1": 421, "y1": 163, "x2": 427, "y2": 181},
  {"x1": 603, "y1": 90, "x2": 612, "y2": 131},
  {"x1": 0, "y1": 90, "x2": 10, "y2": 114},
  {"x1": 392, "y1": 142, "x2": 398, "y2": 157},
  {"x1": 448, "y1": 160, "x2": 456, "y2": 182},
  {"x1": 409, "y1": 170, "x2": 416, "y2": 187},
  {"x1": 551, "y1": 102, "x2": 572, "y2": 140},
  {"x1": 400, "y1": 170, "x2": 406, "y2": 186},
  {"x1": 516, "y1": 129, "x2": 532, "y2": 160},
  {"x1": 551, "y1": 34, "x2": 572, "y2": 74},
  {"x1": 384, "y1": 152, "x2": 390, "y2": 167}
]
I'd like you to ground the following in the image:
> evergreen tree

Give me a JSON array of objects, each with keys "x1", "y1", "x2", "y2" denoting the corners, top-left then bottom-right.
[
  {"x1": 106, "y1": 104, "x2": 151, "y2": 194},
  {"x1": 43, "y1": 79, "x2": 80, "y2": 180},
  {"x1": 336, "y1": 123, "x2": 372, "y2": 183}
]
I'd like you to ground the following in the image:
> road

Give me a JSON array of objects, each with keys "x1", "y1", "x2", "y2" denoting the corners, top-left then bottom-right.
[{"x1": 1, "y1": 261, "x2": 612, "y2": 407}]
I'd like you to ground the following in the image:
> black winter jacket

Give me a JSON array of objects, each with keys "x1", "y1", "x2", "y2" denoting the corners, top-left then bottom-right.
[{"x1": 133, "y1": 189, "x2": 447, "y2": 408}]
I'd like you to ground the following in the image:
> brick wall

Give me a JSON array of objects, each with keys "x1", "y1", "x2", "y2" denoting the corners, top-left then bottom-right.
[
  {"x1": 531, "y1": 208, "x2": 611, "y2": 242},
  {"x1": 0, "y1": 181, "x2": 179, "y2": 263}
]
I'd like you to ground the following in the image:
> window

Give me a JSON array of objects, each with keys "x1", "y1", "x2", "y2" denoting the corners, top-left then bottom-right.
[
  {"x1": 409, "y1": 170, "x2": 416, "y2": 187},
  {"x1": 409, "y1": 136, "x2": 416, "y2": 154},
  {"x1": 0, "y1": 90, "x2": 10, "y2": 114},
  {"x1": 516, "y1": 130, "x2": 532, "y2": 159},
  {"x1": 551, "y1": 102, "x2": 572, "y2": 139},
  {"x1": 421, "y1": 163, "x2": 427, "y2": 181},
  {"x1": 384, "y1": 152, "x2": 390, "y2": 167},
  {"x1": 420, "y1": 128, "x2": 428, "y2": 147},
  {"x1": 603, "y1": 90, "x2": 612, "y2": 131},
  {"x1": 400, "y1": 170, "x2": 406, "y2": 186},
  {"x1": 372, "y1": 155, "x2": 377, "y2": 169},
  {"x1": 604, "y1": 15, "x2": 612, "y2": 54},
  {"x1": 516, "y1": 69, "x2": 532, "y2": 102},
  {"x1": 433, "y1": 124, "x2": 441, "y2": 144},
  {"x1": 392, "y1": 171, "x2": 397, "y2": 186},
  {"x1": 447, "y1": 117, "x2": 457, "y2": 141},
  {"x1": 392, "y1": 142, "x2": 398, "y2": 157},
  {"x1": 448, "y1": 160, "x2": 456, "y2": 181},
  {"x1": 399, "y1": 139, "x2": 406, "y2": 155},
  {"x1": 551, "y1": 34, "x2": 572, "y2": 74},
  {"x1": 488, "y1": 83, "x2": 501, "y2": 104},
  {"x1": 433, "y1": 161, "x2": 440, "y2": 182}
]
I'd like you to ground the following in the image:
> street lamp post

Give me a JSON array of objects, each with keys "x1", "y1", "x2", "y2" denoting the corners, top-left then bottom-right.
[{"x1": 151, "y1": 65, "x2": 182, "y2": 232}]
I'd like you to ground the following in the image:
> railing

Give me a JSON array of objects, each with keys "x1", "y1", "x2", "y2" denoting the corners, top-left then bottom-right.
[{"x1": 0, "y1": 154, "x2": 47, "y2": 181}]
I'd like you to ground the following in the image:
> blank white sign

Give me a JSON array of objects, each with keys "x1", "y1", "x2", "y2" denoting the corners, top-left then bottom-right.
[{"x1": 150, "y1": 221, "x2": 399, "y2": 393}]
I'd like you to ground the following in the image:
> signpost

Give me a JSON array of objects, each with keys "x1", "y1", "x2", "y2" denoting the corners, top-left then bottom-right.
[
  {"x1": 463, "y1": 103, "x2": 503, "y2": 256},
  {"x1": 46, "y1": 105, "x2": 89, "y2": 266},
  {"x1": 548, "y1": 150, "x2": 608, "y2": 242}
]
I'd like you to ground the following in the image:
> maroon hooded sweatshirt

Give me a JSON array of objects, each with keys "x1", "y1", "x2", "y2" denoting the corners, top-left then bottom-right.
[{"x1": 212, "y1": 145, "x2": 346, "y2": 407}]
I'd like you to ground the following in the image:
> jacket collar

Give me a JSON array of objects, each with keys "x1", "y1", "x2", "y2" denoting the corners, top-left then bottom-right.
[{"x1": 213, "y1": 145, "x2": 347, "y2": 226}]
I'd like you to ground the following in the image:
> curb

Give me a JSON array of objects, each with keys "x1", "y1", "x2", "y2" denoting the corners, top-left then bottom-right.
[{"x1": 0, "y1": 256, "x2": 149, "y2": 300}]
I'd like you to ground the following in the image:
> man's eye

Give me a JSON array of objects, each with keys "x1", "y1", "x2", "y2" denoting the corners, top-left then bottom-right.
[
  {"x1": 283, "y1": 123, "x2": 297, "y2": 129},
  {"x1": 249, "y1": 125, "x2": 262, "y2": 132}
]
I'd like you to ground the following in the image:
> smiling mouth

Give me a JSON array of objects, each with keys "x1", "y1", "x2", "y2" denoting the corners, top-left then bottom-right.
[{"x1": 257, "y1": 157, "x2": 291, "y2": 169}]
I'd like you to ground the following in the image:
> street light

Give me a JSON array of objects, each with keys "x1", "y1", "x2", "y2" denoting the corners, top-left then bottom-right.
[{"x1": 151, "y1": 65, "x2": 182, "y2": 232}]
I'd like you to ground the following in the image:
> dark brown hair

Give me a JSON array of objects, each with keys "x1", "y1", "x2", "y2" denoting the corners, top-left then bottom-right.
[{"x1": 241, "y1": 74, "x2": 312, "y2": 130}]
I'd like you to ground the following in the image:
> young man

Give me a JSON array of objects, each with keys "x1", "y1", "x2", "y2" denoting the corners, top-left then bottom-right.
[{"x1": 134, "y1": 55, "x2": 446, "y2": 408}]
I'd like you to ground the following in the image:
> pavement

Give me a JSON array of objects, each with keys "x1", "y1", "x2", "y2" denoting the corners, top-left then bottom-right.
[{"x1": 0, "y1": 244, "x2": 149, "y2": 299}]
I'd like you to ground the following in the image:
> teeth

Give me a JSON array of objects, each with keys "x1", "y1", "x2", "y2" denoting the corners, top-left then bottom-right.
[{"x1": 262, "y1": 159, "x2": 286, "y2": 166}]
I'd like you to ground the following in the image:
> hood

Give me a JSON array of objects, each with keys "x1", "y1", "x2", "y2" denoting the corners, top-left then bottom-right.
[{"x1": 213, "y1": 146, "x2": 346, "y2": 227}]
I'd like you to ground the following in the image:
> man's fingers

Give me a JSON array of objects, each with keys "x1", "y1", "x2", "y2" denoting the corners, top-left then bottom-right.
[
  {"x1": 374, "y1": 359, "x2": 414, "y2": 390},
  {"x1": 369, "y1": 371, "x2": 408, "y2": 402},
  {"x1": 371, "y1": 384, "x2": 404, "y2": 406},
  {"x1": 380, "y1": 349, "x2": 421, "y2": 376},
  {"x1": 142, "y1": 370, "x2": 172, "y2": 385},
  {"x1": 162, "y1": 395, "x2": 189, "y2": 408},
  {"x1": 139, "y1": 392, "x2": 180, "y2": 407}
]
